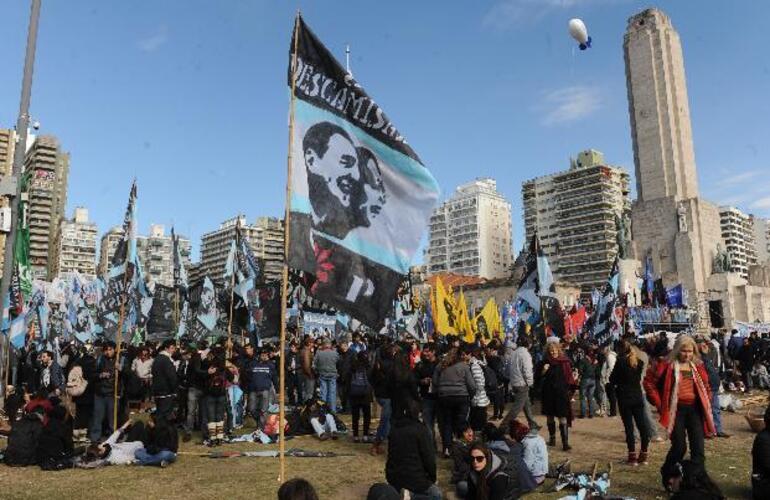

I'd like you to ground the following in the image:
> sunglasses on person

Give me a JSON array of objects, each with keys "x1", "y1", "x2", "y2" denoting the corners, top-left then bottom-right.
[{"x1": 471, "y1": 454, "x2": 486, "y2": 463}]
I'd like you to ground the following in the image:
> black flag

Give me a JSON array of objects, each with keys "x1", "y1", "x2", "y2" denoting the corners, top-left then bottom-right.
[{"x1": 286, "y1": 15, "x2": 439, "y2": 329}]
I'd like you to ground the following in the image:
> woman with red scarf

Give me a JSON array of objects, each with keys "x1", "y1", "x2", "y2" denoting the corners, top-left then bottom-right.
[
  {"x1": 538, "y1": 341, "x2": 576, "y2": 451},
  {"x1": 644, "y1": 335, "x2": 716, "y2": 491}
]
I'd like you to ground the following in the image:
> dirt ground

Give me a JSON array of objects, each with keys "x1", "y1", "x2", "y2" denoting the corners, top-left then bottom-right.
[{"x1": 0, "y1": 401, "x2": 761, "y2": 499}]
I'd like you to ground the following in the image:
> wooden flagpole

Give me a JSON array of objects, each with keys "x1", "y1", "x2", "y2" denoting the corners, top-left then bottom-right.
[
  {"x1": 278, "y1": 11, "x2": 301, "y2": 484},
  {"x1": 112, "y1": 266, "x2": 131, "y2": 431}
]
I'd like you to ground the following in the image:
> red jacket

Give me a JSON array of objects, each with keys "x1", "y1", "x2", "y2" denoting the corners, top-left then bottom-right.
[{"x1": 643, "y1": 358, "x2": 716, "y2": 437}]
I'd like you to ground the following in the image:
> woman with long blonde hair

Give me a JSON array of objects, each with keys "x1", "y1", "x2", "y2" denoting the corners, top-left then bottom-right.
[
  {"x1": 539, "y1": 341, "x2": 576, "y2": 451},
  {"x1": 644, "y1": 334, "x2": 715, "y2": 491},
  {"x1": 610, "y1": 339, "x2": 650, "y2": 466}
]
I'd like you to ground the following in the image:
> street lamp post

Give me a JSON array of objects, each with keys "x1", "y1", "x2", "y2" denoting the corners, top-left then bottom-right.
[{"x1": 0, "y1": 0, "x2": 42, "y2": 402}]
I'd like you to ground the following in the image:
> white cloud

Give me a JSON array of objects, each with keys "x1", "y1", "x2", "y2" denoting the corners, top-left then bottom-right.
[
  {"x1": 137, "y1": 25, "x2": 169, "y2": 53},
  {"x1": 482, "y1": 0, "x2": 626, "y2": 31},
  {"x1": 538, "y1": 85, "x2": 601, "y2": 125},
  {"x1": 721, "y1": 169, "x2": 761, "y2": 186},
  {"x1": 750, "y1": 197, "x2": 770, "y2": 210}
]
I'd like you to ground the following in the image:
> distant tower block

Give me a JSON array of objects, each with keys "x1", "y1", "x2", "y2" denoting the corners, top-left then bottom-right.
[{"x1": 624, "y1": 8, "x2": 699, "y2": 202}]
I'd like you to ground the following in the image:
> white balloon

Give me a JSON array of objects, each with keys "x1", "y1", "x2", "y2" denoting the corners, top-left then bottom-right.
[{"x1": 568, "y1": 18, "x2": 588, "y2": 44}]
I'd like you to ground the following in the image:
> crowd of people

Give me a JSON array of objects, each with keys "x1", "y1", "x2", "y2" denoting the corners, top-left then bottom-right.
[{"x1": 1, "y1": 326, "x2": 769, "y2": 499}]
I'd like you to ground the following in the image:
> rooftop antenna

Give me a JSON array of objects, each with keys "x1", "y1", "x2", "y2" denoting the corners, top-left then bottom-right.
[{"x1": 345, "y1": 43, "x2": 352, "y2": 76}]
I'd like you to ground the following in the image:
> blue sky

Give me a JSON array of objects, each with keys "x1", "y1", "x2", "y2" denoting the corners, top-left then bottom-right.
[{"x1": 1, "y1": 0, "x2": 768, "y2": 263}]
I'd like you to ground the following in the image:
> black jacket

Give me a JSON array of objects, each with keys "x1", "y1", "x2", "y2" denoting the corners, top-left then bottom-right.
[
  {"x1": 145, "y1": 418, "x2": 179, "y2": 455},
  {"x1": 151, "y1": 353, "x2": 178, "y2": 397},
  {"x1": 386, "y1": 417, "x2": 436, "y2": 493},
  {"x1": 188, "y1": 353, "x2": 207, "y2": 391},
  {"x1": 609, "y1": 357, "x2": 644, "y2": 405},
  {"x1": 753, "y1": 429, "x2": 770, "y2": 478},
  {"x1": 36, "y1": 411, "x2": 74, "y2": 464},
  {"x1": 372, "y1": 355, "x2": 394, "y2": 399},
  {"x1": 415, "y1": 359, "x2": 438, "y2": 400},
  {"x1": 467, "y1": 452, "x2": 510, "y2": 500},
  {"x1": 92, "y1": 355, "x2": 120, "y2": 397},
  {"x1": 337, "y1": 349, "x2": 354, "y2": 384}
]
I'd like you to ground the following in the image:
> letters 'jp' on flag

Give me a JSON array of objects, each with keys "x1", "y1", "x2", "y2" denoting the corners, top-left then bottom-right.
[{"x1": 286, "y1": 15, "x2": 440, "y2": 329}]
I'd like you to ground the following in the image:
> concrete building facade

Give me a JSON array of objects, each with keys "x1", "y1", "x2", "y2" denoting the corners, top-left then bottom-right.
[
  {"x1": 98, "y1": 224, "x2": 191, "y2": 286},
  {"x1": 25, "y1": 135, "x2": 70, "y2": 280},
  {"x1": 0, "y1": 129, "x2": 16, "y2": 272},
  {"x1": 719, "y1": 206, "x2": 758, "y2": 280},
  {"x1": 523, "y1": 150, "x2": 631, "y2": 293},
  {"x1": 98, "y1": 226, "x2": 123, "y2": 277},
  {"x1": 52, "y1": 207, "x2": 98, "y2": 280},
  {"x1": 199, "y1": 215, "x2": 284, "y2": 283},
  {"x1": 426, "y1": 178, "x2": 513, "y2": 280},
  {"x1": 136, "y1": 224, "x2": 191, "y2": 287}
]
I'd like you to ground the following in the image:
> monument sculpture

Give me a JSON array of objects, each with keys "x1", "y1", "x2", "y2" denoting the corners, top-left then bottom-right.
[
  {"x1": 677, "y1": 202, "x2": 688, "y2": 233},
  {"x1": 712, "y1": 244, "x2": 731, "y2": 274}
]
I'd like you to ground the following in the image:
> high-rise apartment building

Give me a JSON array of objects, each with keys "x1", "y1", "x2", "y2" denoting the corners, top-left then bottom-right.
[
  {"x1": 426, "y1": 178, "x2": 513, "y2": 279},
  {"x1": 25, "y1": 135, "x2": 70, "y2": 280},
  {"x1": 522, "y1": 150, "x2": 631, "y2": 292},
  {"x1": 752, "y1": 216, "x2": 770, "y2": 264},
  {"x1": 52, "y1": 207, "x2": 98, "y2": 280},
  {"x1": 98, "y1": 224, "x2": 191, "y2": 285},
  {"x1": 0, "y1": 129, "x2": 16, "y2": 272},
  {"x1": 252, "y1": 216, "x2": 284, "y2": 282},
  {"x1": 98, "y1": 226, "x2": 123, "y2": 277},
  {"x1": 199, "y1": 216, "x2": 285, "y2": 283},
  {"x1": 136, "y1": 224, "x2": 191, "y2": 286},
  {"x1": 719, "y1": 207, "x2": 758, "y2": 279}
]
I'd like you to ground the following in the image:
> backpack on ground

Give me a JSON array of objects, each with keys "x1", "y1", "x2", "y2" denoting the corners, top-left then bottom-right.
[{"x1": 349, "y1": 369, "x2": 370, "y2": 398}]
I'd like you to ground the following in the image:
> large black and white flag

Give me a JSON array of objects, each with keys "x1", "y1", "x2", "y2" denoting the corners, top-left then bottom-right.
[
  {"x1": 287, "y1": 15, "x2": 439, "y2": 329},
  {"x1": 592, "y1": 256, "x2": 620, "y2": 346}
]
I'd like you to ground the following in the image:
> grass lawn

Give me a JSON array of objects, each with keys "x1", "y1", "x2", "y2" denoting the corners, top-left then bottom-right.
[{"x1": 0, "y1": 402, "x2": 760, "y2": 499}]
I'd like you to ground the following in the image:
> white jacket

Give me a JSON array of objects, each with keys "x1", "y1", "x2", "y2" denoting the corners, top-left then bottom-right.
[{"x1": 470, "y1": 359, "x2": 490, "y2": 407}]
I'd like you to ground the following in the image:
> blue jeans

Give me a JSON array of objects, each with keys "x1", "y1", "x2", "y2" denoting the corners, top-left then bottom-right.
[
  {"x1": 135, "y1": 448, "x2": 177, "y2": 466},
  {"x1": 376, "y1": 398, "x2": 392, "y2": 442},
  {"x1": 406, "y1": 484, "x2": 442, "y2": 500},
  {"x1": 580, "y1": 378, "x2": 596, "y2": 417},
  {"x1": 90, "y1": 395, "x2": 115, "y2": 442},
  {"x1": 319, "y1": 377, "x2": 337, "y2": 413},
  {"x1": 248, "y1": 390, "x2": 270, "y2": 426},
  {"x1": 421, "y1": 398, "x2": 437, "y2": 445},
  {"x1": 711, "y1": 390, "x2": 723, "y2": 433}
]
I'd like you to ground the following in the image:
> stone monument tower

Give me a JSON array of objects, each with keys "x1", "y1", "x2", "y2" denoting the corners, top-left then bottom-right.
[{"x1": 624, "y1": 9, "x2": 724, "y2": 300}]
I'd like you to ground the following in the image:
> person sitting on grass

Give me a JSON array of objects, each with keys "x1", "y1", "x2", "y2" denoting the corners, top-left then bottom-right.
[
  {"x1": 301, "y1": 399, "x2": 338, "y2": 441},
  {"x1": 466, "y1": 443, "x2": 511, "y2": 500},
  {"x1": 385, "y1": 399, "x2": 441, "y2": 500},
  {"x1": 669, "y1": 460, "x2": 725, "y2": 500},
  {"x1": 36, "y1": 404, "x2": 75, "y2": 470},
  {"x1": 509, "y1": 419, "x2": 548, "y2": 490},
  {"x1": 450, "y1": 424, "x2": 477, "y2": 498},
  {"x1": 752, "y1": 406, "x2": 770, "y2": 499},
  {"x1": 134, "y1": 411, "x2": 179, "y2": 467}
]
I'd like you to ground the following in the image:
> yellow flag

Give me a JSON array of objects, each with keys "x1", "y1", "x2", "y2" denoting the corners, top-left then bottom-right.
[
  {"x1": 456, "y1": 291, "x2": 475, "y2": 343},
  {"x1": 434, "y1": 277, "x2": 458, "y2": 335},
  {"x1": 474, "y1": 298, "x2": 502, "y2": 340}
]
